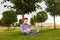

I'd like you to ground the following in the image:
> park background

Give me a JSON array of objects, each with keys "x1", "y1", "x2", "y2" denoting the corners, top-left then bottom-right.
[{"x1": 0, "y1": 0, "x2": 60, "y2": 40}]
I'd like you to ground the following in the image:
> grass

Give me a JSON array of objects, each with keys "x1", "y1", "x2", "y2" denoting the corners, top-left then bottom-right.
[{"x1": 0, "y1": 28, "x2": 60, "y2": 40}]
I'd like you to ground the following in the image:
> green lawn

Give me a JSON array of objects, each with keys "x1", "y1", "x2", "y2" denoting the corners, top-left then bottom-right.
[{"x1": 0, "y1": 28, "x2": 60, "y2": 40}]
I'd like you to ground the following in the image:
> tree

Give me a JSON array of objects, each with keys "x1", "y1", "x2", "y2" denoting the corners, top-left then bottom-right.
[
  {"x1": 19, "y1": 19, "x2": 22, "y2": 25},
  {"x1": 46, "y1": 0, "x2": 60, "y2": 29},
  {"x1": 0, "y1": 19, "x2": 7, "y2": 27},
  {"x1": 36, "y1": 11, "x2": 48, "y2": 28},
  {"x1": 2, "y1": 10, "x2": 17, "y2": 30},
  {"x1": 2, "y1": 0, "x2": 42, "y2": 22},
  {"x1": 0, "y1": 20, "x2": 3, "y2": 26},
  {"x1": 30, "y1": 16, "x2": 36, "y2": 26},
  {"x1": 18, "y1": 19, "x2": 22, "y2": 26}
]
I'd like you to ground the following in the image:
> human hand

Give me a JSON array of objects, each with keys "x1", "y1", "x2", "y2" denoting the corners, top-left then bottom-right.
[{"x1": 26, "y1": 28, "x2": 31, "y2": 32}]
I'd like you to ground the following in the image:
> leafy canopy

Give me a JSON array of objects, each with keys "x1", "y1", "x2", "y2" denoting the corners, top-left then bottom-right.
[
  {"x1": 36, "y1": 11, "x2": 48, "y2": 23},
  {"x1": 30, "y1": 11, "x2": 48, "y2": 25},
  {"x1": 2, "y1": 10, "x2": 17, "y2": 25},
  {"x1": 30, "y1": 15, "x2": 36, "y2": 25},
  {"x1": 3, "y1": 0, "x2": 42, "y2": 15},
  {"x1": 46, "y1": 0, "x2": 60, "y2": 16}
]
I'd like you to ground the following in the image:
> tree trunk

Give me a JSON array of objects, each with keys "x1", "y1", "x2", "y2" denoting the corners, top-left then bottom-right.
[
  {"x1": 41, "y1": 22, "x2": 43, "y2": 29},
  {"x1": 7, "y1": 24, "x2": 11, "y2": 31},
  {"x1": 22, "y1": 14, "x2": 24, "y2": 23},
  {"x1": 38, "y1": 23, "x2": 39, "y2": 27},
  {"x1": 54, "y1": 16, "x2": 56, "y2": 29},
  {"x1": 8, "y1": 26, "x2": 10, "y2": 31},
  {"x1": 14, "y1": 27, "x2": 16, "y2": 30}
]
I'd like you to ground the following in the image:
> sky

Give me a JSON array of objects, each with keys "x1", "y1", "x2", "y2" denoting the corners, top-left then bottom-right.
[{"x1": 0, "y1": 0, "x2": 60, "y2": 24}]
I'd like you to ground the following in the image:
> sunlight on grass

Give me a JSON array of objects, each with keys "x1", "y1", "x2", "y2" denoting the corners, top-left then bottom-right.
[
  {"x1": 0, "y1": 26, "x2": 60, "y2": 32},
  {"x1": 0, "y1": 28, "x2": 60, "y2": 40}
]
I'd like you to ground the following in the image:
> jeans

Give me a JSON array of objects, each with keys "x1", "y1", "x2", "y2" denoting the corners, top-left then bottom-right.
[{"x1": 23, "y1": 30, "x2": 39, "y2": 35}]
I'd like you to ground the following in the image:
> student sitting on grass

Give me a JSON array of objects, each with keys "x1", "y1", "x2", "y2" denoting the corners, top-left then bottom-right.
[{"x1": 20, "y1": 18, "x2": 39, "y2": 35}]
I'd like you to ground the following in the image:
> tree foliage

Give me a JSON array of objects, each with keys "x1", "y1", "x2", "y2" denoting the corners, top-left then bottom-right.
[
  {"x1": 2, "y1": 10, "x2": 17, "y2": 26},
  {"x1": 36, "y1": 11, "x2": 48, "y2": 23},
  {"x1": 46, "y1": 0, "x2": 60, "y2": 16},
  {"x1": 19, "y1": 19, "x2": 22, "y2": 24},
  {"x1": 0, "y1": 20, "x2": 3, "y2": 26},
  {"x1": 30, "y1": 11, "x2": 48, "y2": 26},
  {"x1": 2, "y1": 0, "x2": 43, "y2": 22},
  {"x1": 3, "y1": 0, "x2": 42, "y2": 15},
  {"x1": 17, "y1": 19, "x2": 22, "y2": 26},
  {"x1": 0, "y1": 19, "x2": 9, "y2": 26},
  {"x1": 30, "y1": 16, "x2": 36, "y2": 26}
]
